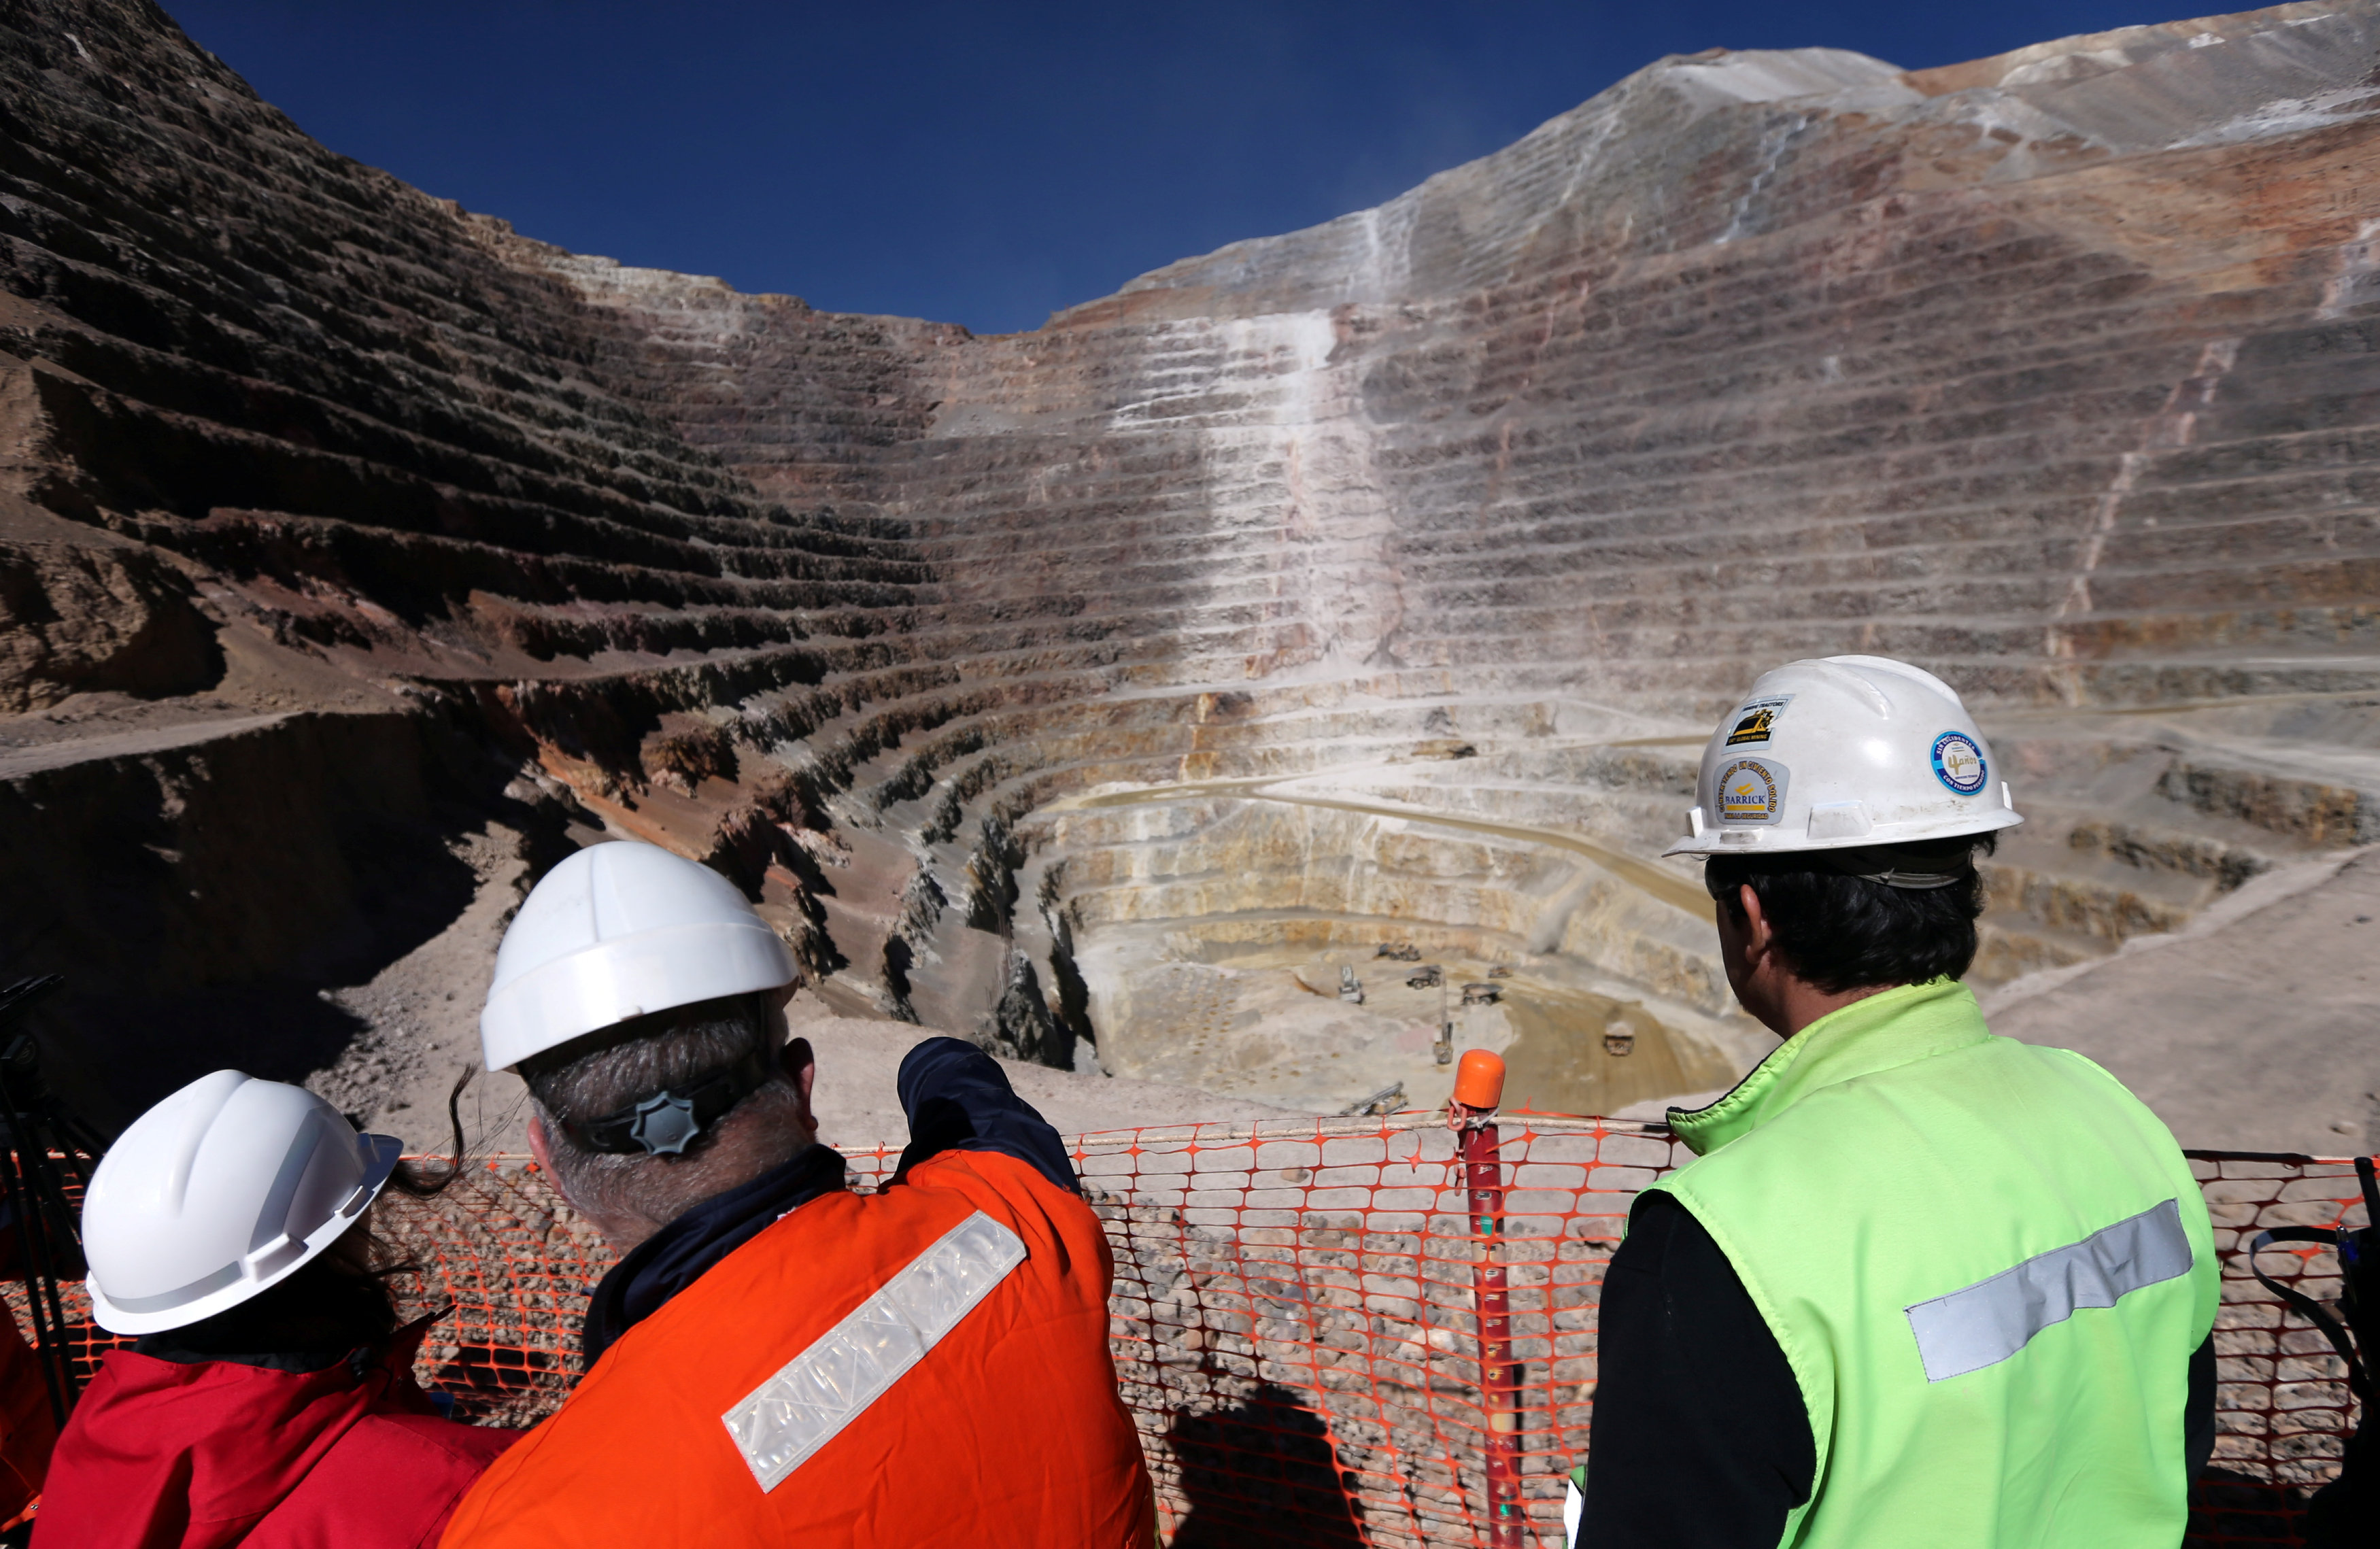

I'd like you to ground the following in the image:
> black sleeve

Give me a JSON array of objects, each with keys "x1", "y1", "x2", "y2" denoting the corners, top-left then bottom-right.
[
  {"x1": 2185, "y1": 1331, "x2": 2216, "y2": 1484},
  {"x1": 890, "y1": 1036, "x2": 1078, "y2": 1194},
  {"x1": 1582, "y1": 1190, "x2": 1814, "y2": 1548}
]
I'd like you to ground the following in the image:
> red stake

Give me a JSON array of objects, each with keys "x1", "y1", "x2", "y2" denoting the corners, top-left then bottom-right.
[{"x1": 1452, "y1": 1051, "x2": 1524, "y2": 1548}]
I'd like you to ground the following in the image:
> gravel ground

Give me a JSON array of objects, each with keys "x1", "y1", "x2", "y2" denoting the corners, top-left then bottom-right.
[
  {"x1": 1986, "y1": 849, "x2": 2380, "y2": 1155},
  {"x1": 301, "y1": 826, "x2": 2371, "y2": 1163},
  {"x1": 304, "y1": 830, "x2": 1299, "y2": 1159}
]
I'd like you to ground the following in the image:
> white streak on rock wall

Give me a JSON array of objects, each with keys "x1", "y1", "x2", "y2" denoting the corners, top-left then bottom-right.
[
  {"x1": 1715, "y1": 112, "x2": 1815, "y2": 245},
  {"x1": 2045, "y1": 336, "x2": 2242, "y2": 701},
  {"x1": 1108, "y1": 310, "x2": 1402, "y2": 687},
  {"x1": 2319, "y1": 216, "x2": 2380, "y2": 318}
]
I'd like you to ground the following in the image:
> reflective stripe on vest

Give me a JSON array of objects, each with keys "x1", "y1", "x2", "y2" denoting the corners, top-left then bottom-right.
[
  {"x1": 722, "y1": 1211, "x2": 1026, "y2": 1491},
  {"x1": 1905, "y1": 1197, "x2": 2194, "y2": 1382}
]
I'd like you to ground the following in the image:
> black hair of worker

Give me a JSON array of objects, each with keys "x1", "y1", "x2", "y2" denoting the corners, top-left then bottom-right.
[{"x1": 1703, "y1": 834, "x2": 1998, "y2": 993}]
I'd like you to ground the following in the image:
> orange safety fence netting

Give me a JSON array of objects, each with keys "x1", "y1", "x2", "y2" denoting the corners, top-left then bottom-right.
[
  {"x1": 9, "y1": 1120, "x2": 2370, "y2": 1547},
  {"x1": 2186, "y1": 1149, "x2": 2370, "y2": 1547}
]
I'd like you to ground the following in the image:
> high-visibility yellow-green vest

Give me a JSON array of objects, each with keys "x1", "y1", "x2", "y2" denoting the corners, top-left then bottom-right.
[{"x1": 1645, "y1": 978, "x2": 2217, "y2": 1549}]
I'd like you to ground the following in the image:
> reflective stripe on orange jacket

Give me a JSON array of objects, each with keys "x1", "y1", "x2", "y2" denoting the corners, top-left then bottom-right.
[{"x1": 439, "y1": 1145, "x2": 1154, "y2": 1547}]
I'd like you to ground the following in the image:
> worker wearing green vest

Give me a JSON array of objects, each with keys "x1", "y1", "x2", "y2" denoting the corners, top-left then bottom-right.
[{"x1": 1576, "y1": 655, "x2": 2217, "y2": 1548}]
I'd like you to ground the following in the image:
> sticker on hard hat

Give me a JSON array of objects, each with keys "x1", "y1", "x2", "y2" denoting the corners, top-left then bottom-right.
[
  {"x1": 1715, "y1": 758, "x2": 1788, "y2": 824},
  {"x1": 1931, "y1": 732, "x2": 1988, "y2": 795},
  {"x1": 1723, "y1": 694, "x2": 1793, "y2": 747}
]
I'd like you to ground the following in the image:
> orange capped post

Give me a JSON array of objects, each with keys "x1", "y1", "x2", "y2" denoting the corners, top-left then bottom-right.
[
  {"x1": 1450, "y1": 1046, "x2": 1522, "y2": 1547},
  {"x1": 1453, "y1": 1048, "x2": 1506, "y2": 1112}
]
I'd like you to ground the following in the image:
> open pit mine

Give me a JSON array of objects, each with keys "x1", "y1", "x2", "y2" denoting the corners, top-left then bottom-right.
[{"x1": 1, "y1": 0, "x2": 2378, "y2": 1153}]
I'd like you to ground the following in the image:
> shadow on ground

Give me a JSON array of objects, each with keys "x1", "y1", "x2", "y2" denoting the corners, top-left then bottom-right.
[
  {"x1": 0, "y1": 707, "x2": 581, "y2": 1133},
  {"x1": 1166, "y1": 1381, "x2": 1365, "y2": 1548}
]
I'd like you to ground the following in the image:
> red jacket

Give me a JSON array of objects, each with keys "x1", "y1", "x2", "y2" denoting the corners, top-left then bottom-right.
[
  {"x1": 31, "y1": 1320, "x2": 517, "y2": 1549},
  {"x1": 0, "y1": 1305, "x2": 56, "y2": 1521}
]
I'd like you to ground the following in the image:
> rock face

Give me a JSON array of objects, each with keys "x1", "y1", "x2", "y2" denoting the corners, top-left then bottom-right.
[{"x1": 5, "y1": 0, "x2": 2380, "y2": 1123}]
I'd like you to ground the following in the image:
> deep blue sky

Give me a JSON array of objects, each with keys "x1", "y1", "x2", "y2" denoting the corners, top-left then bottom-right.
[{"x1": 166, "y1": 2, "x2": 2178, "y2": 335}]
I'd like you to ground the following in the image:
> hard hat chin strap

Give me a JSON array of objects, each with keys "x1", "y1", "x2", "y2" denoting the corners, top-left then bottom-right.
[
  {"x1": 562, "y1": 1055, "x2": 774, "y2": 1159},
  {"x1": 1820, "y1": 856, "x2": 1969, "y2": 890},
  {"x1": 1707, "y1": 836, "x2": 1988, "y2": 897},
  {"x1": 1816, "y1": 842, "x2": 1976, "y2": 891}
]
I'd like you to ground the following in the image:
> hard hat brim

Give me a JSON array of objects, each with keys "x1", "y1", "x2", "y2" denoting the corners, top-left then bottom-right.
[
  {"x1": 479, "y1": 917, "x2": 798, "y2": 1073},
  {"x1": 1662, "y1": 806, "x2": 2022, "y2": 858}
]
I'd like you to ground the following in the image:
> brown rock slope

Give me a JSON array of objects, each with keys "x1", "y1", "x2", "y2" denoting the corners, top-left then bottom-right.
[
  {"x1": 1986, "y1": 848, "x2": 2380, "y2": 1153},
  {"x1": 3, "y1": 0, "x2": 2379, "y2": 1127}
]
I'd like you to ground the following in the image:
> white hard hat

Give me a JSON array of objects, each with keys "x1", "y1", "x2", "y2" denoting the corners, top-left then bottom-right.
[
  {"x1": 1664, "y1": 655, "x2": 2022, "y2": 857},
  {"x1": 83, "y1": 1071, "x2": 402, "y2": 1335},
  {"x1": 479, "y1": 840, "x2": 797, "y2": 1073}
]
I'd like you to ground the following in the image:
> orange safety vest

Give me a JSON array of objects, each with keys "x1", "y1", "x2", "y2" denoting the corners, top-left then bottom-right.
[{"x1": 439, "y1": 1147, "x2": 1155, "y2": 1548}]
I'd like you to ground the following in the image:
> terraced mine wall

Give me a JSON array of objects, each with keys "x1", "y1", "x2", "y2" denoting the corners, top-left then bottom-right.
[{"x1": 6, "y1": 0, "x2": 2380, "y2": 1123}]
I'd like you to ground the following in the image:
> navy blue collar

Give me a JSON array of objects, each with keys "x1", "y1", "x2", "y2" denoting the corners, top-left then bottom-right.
[{"x1": 581, "y1": 1144, "x2": 847, "y2": 1367}]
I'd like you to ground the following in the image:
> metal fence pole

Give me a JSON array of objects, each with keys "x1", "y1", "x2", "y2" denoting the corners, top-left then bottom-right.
[{"x1": 1453, "y1": 1049, "x2": 1525, "y2": 1548}]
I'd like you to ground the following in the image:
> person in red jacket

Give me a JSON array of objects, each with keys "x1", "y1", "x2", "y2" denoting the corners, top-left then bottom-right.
[
  {"x1": 440, "y1": 840, "x2": 1154, "y2": 1548},
  {"x1": 32, "y1": 1072, "x2": 517, "y2": 1548},
  {"x1": 0, "y1": 1306, "x2": 54, "y2": 1529}
]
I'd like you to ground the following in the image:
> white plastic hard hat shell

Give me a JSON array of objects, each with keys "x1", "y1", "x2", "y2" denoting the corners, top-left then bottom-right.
[
  {"x1": 82, "y1": 1070, "x2": 402, "y2": 1335},
  {"x1": 1664, "y1": 655, "x2": 2022, "y2": 857},
  {"x1": 479, "y1": 840, "x2": 798, "y2": 1073}
]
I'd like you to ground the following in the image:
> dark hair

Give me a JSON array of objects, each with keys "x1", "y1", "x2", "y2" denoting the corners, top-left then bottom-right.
[
  {"x1": 382, "y1": 1067, "x2": 479, "y2": 1200},
  {"x1": 1705, "y1": 834, "x2": 1997, "y2": 994},
  {"x1": 519, "y1": 992, "x2": 800, "y2": 1227},
  {"x1": 152, "y1": 1231, "x2": 402, "y2": 1361}
]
